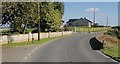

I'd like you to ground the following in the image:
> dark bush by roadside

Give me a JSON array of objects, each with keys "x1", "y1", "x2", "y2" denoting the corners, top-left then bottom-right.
[
  {"x1": 31, "y1": 29, "x2": 62, "y2": 33},
  {"x1": 105, "y1": 29, "x2": 120, "y2": 39},
  {"x1": 2, "y1": 29, "x2": 30, "y2": 35},
  {"x1": 105, "y1": 30, "x2": 118, "y2": 37}
]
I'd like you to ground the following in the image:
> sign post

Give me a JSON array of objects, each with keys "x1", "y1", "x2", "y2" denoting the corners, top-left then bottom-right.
[
  {"x1": 32, "y1": 33, "x2": 34, "y2": 44},
  {"x1": 88, "y1": 22, "x2": 91, "y2": 33}
]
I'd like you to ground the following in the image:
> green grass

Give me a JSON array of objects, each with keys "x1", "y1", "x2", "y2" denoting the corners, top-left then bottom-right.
[
  {"x1": 2, "y1": 36, "x2": 62, "y2": 47},
  {"x1": 67, "y1": 26, "x2": 110, "y2": 32},
  {"x1": 77, "y1": 27, "x2": 109, "y2": 32},
  {"x1": 100, "y1": 44, "x2": 120, "y2": 62},
  {"x1": 101, "y1": 45, "x2": 118, "y2": 57},
  {"x1": 100, "y1": 29, "x2": 120, "y2": 62}
]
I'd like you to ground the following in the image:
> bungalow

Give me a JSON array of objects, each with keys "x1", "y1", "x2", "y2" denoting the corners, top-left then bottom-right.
[{"x1": 67, "y1": 17, "x2": 93, "y2": 27}]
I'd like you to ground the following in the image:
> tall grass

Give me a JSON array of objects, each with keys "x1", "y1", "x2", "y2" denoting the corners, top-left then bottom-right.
[{"x1": 66, "y1": 26, "x2": 110, "y2": 32}]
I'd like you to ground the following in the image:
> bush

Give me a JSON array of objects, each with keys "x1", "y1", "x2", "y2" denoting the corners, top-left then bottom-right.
[
  {"x1": 32, "y1": 29, "x2": 38, "y2": 33},
  {"x1": 2, "y1": 30, "x2": 9, "y2": 35},
  {"x1": 13, "y1": 32, "x2": 20, "y2": 35},
  {"x1": 50, "y1": 28, "x2": 61, "y2": 32},
  {"x1": 2, "y1": 30, "x2": 20, "y2": 35},
  {"x1": 7, "y1": 32, "x2": 12, "y2": 36},
  {"x1": 25, "y1": 30, "x2": 30, "y2": 34},
  {"x1": 105, "y1": 30, "x2": 118, "y2": 37},
  {"x1": 64, "y1": 26, "x2": 73, "y2": 31}
]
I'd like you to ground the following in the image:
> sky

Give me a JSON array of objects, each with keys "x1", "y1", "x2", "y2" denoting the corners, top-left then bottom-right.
[
  {"x1": 1, "y1": 0, "x2": 120, "y2": 2},
  {"x1": 59, "y1": 0, "x2": 119, "y2": 2},
  {"x1": 62, "y1": 2, "x2": 118, "y2": 26}
]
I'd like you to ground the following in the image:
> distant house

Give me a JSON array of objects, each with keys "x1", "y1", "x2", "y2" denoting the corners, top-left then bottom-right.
[{"x1": 67, "y1": 17, "x2": 93, "y2": 27}]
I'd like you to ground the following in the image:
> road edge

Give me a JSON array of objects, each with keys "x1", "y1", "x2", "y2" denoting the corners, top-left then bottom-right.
[{"x1": 96, "y1": 48, "x2": 120, "y2": 64}]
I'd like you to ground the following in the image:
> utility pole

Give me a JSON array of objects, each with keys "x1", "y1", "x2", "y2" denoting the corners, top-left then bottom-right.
[
  {"x1": 106, "y1": 17, "x2": 108, "y2": 27},
  {"x1": 38, "y1": 0, "x2": 40, "y2": 41},
  {"x1": 93, "y1": 8, "x2": 96, "y2": 26}
]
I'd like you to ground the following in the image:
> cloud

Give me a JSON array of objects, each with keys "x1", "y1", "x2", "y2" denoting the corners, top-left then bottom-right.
[{"x1": 86, "y1": 8, "x2": 99, "y2": 12}]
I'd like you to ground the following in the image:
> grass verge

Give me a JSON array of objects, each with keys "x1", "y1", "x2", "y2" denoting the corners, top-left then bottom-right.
[
  {"x1": 96, "y1": 33, "x2": 120, "y2": 62},
  {"x1": 100, "y1": 45, "x2": 120, "y2": 62},
  {"x1": 2, "y1": 36, "x2": 63, "y2": 47}
]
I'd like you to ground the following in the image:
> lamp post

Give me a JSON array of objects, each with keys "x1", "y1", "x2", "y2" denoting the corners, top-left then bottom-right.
[{"x1": 106, "y1": 17, "x2": 108, "y2": 27}]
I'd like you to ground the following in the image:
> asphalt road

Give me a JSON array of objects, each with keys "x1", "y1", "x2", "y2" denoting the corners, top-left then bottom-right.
[{"x1": 2, "y1": 32, "x2": 119, "y2": 63}]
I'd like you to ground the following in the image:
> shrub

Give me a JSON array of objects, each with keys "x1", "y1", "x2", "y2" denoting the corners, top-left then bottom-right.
[
  {"x1": 32, "y1": 29, "x2": 38, "y2": 33},
  {"x1": 25, "y1": 30, "x2": 30, "y2": 34},
  {"x1": 7, "y1": 32, "x2": 12, "y2": 36},
  {"x1": 105, "y1": 29, "x2": 120, "y2": 40}
]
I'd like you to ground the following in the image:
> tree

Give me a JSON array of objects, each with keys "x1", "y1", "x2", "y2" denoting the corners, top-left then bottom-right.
[
  {"x1": 39, "y1": 2, "x2": 62, "y2": 32},
  {"x1": 1, "y1": 2, "x2": 64, "y2": 33},
  {"x1": 2, "y1": 2, "x2": 38, "y2": 34},
  {"x1": 53, "y1": 2, "x2": 64, "y2": 18}
]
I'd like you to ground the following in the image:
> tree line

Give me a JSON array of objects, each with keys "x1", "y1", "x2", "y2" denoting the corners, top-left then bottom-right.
[{"x1": 1, "y1": 2, "x2": 64, "y2": 34}]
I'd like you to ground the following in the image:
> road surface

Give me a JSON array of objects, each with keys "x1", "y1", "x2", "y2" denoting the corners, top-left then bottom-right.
[{"x1": 2, "y1": 32, "x2": 119, "y2": 63}]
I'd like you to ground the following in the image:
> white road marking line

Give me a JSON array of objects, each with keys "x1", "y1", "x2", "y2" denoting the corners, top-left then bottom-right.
[
  {"x1": 25, "y1": 46, "x2": 40, "y2": 59},
  {"x1": 24, "y1": 57, "x2": 28, "y2": 60},
  {"x1": 28, "y1": 53, "x2": 31, "y2": 56},
  {"x1": 23, "y1": 35, "x2": 70, "y2": 62},
  {"x1": 96, "y1": 50, "x2": 119, "y2": 63},
  {"x1": 39, "y1": 46, "x2": 41, "y2": 47},
  {"x1": 35, "y1": 47, "x2": 38, "y2": 50}
]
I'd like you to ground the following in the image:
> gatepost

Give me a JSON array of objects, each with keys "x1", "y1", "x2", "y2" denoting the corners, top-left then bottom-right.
[{"x1": 32, "y1": 33, "x2": 34, "y2": 44}]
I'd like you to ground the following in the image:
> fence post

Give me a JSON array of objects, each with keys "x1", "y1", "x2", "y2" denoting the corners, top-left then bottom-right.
[
  {"x1": 48, "y1": 31, "x2": 51, "y2": 38},
  {"x1": 28, "y1": 33, "x2": 29, "y2": 41},
  {"x1": 40, "y1": 33, "x2": 41, "y2": 40},
  {"x1": 62, "y1": 31, "x2": 64, "y2": 36},
  {"x1": 74, "y1": 26, "x2": 76, "y2": 32},
  {"x1": 32, "y1": 33, "x2": 34, "y2": 44},
  {"x1": 28, "y1": 32, "x2": 31, "y2": 41}
]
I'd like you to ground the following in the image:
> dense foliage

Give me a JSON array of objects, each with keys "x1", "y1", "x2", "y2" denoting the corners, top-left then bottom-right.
[{"x1": 1, "y1": 2, "x2": 64, "y2": 33}]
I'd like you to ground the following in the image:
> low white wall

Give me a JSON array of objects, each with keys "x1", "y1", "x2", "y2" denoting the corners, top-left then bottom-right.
[{"x1": 1, "y1": 31, "x2": 73, "y2": 44}]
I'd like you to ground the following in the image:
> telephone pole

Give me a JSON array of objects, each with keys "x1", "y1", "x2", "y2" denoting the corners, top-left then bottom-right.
[
  {"x1": 93, "y1": 8, "x2": 96, "y2": 26},
  {"x1": 38, "y1": 0, "x2": 40, "y2": 41},
  {"x1": 106, "y1": 17, "x2": 108, "y2": 27}
]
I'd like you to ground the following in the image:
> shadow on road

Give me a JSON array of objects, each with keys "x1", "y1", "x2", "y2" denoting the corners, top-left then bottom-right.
[{"x1": 89, "y1": 37, "x2": 103, "y2": 50}]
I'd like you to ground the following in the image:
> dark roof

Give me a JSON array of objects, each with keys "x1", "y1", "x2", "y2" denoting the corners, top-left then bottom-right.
[
  {"x1": 67, "y1": 17, "x2": 92, "y2": 24},
  {"x1": 67, "y1": 18, "x2": 93, "y2": 24},
  {"x1": 66, "y1": 17, "x2": 94, "y2": 26},
  {"x1": 84, "y1": 18, "x2": 92, "y2": 23},
  {"x1": 67, "y1": 19, "x2": 78, "y2": 23},
  {"x1": 72, "y1": 18, "x2": 88, "y2": 25}
]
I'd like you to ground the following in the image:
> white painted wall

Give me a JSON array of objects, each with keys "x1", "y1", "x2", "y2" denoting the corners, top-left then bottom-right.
[{"x1": 1, "y1": 31, "x2": 73, "y2": 44}]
